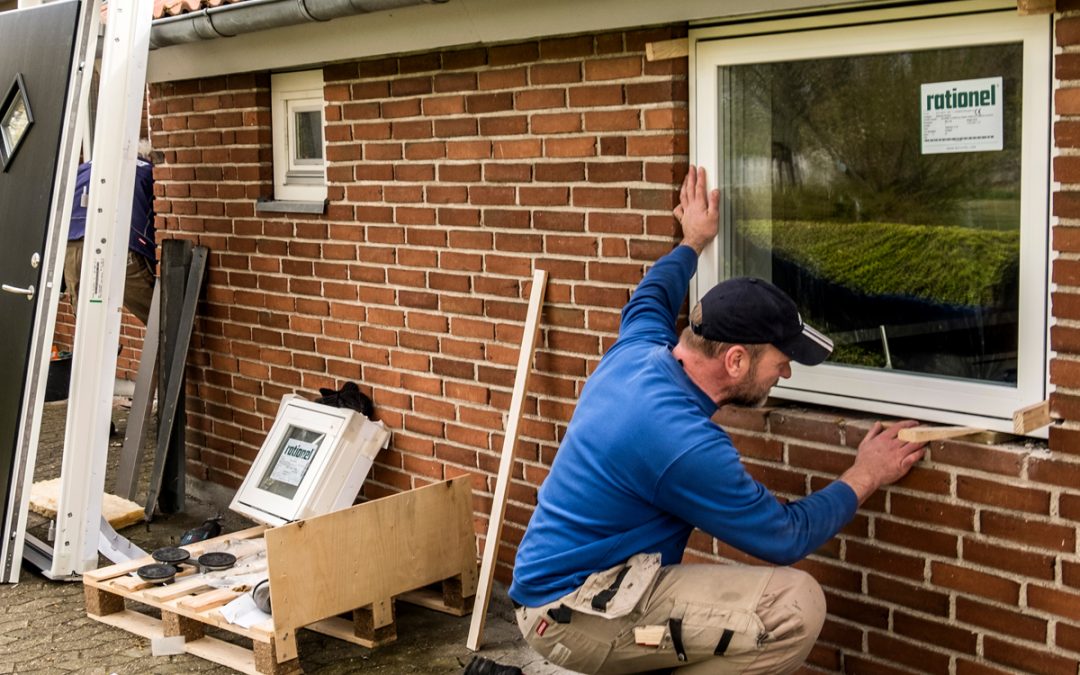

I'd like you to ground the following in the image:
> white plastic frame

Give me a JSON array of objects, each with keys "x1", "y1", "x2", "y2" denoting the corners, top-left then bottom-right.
[
  {"x1": 230, "y1": 394, "x2": 387, "y2": 527},
  {"x1": 691, "y1": 9, "x2": 1052, "y2": 434},
  {"x1": 270, "y1": 69, "x2": 326, "y2": 202}
]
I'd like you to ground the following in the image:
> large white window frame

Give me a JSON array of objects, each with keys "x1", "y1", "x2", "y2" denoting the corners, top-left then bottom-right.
[
  {"x1": 270, "y1": 69, "x2": 326, "y2": 203},
  {"x1": 691, "y1": 6, "x2": 1051, "y2": 434}
]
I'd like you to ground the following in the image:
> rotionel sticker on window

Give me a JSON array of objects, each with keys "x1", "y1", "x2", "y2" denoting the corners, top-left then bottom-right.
[{"x1": 921, "y1": 76, "x2": 1003, "y2": 154}]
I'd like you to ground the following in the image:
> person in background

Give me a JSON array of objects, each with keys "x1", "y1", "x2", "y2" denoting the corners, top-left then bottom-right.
[
  {"x1": 64, "y1": 138, "x2": 155, "y2": 324},
  {"x1": 508, "y1": 166, "x2": 927, "y2": 674}
]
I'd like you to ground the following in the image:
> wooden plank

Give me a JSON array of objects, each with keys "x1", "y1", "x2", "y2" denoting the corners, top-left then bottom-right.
[
  {"x1": 186, "y1": 638, "x2": 262, "y2": 675},
  {"x1": 645, "y1": 37, "x2": 689, "y2": 61},
  {"x1": 91, "y1": 609, "x2": 262, "y2": 675},
  {"x1": 1017, "y1": 0, "x2": 1055, "y2": 15},
  {"x1": 141, "y1": 575, "x2": 213, "y2": 602},
  {"x1": 398, "y1": 586, "x2": 469, "y2": 617},
  {"x1": 897, "y1": 425, "x2": 982, "y2": 442},
  {"x1": 265, "y1": 476, "x2": 477, "y2": 663},
  {"x1": 109, "y1": 564, "x2": 198, "y2": 593},
  {"x1": 1013, "y1": 400, "x2": 1051, "y2": 434},
  {"x1": 83, "y1": 525, "x2": 265, "y2": 582},
  {"x1": 307, "y1": 616, "x2": 377, "y2": 649},
  {"x1": 176, "y1": 587, "x2": 239, "y2": 613},
  {"x1": 467, "y1": 269, "x2": 547, "y2": 651},
  {"x1": 92, "y1": 608, "x2": 165, "y2": 640}
]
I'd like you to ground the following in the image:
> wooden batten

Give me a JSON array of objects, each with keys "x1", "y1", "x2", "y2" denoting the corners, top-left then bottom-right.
[
  {"x1": 1017, "y1": 0, "x2": 1055, "y2": 15},
  {"x1": 1013, "y1": 400, "x2": 1051, "y2": 434},
  {"x1": 897, "y1": 425, "x2": 983, "y2": 442},
  {"x1": 645, "y1": 38, "x2": 689, "y2": 61}
]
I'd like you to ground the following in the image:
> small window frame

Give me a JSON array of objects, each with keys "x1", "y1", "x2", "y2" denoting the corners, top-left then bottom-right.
[
  {"x1": 0, "y1": 73, "x2": 34, "y2": 172},
  {"x1": 690, "y1": 6, "x2": 1051, "y2": 434},
  {"x1": 271, "y1": 70, "x2": 326, "y2": 202}
]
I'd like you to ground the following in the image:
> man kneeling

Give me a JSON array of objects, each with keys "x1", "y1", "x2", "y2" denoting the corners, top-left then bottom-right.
[{"x1": 508, "y1": 167, "x2": 926, "y2": 674}]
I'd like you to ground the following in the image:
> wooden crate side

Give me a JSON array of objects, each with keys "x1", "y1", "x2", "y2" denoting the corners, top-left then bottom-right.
[{"x1": 265, "y1": 476, "x2": 477, "y2": 663}]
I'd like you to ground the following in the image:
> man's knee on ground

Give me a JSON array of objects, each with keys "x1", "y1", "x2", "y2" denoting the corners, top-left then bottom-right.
[{"x1": 760, "y1": 567, "x2": 826, "y2": 644}]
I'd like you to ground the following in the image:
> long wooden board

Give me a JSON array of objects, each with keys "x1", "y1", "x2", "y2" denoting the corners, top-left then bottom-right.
[{"x1": 467, "y1": 269, "x2": 547, "y2": 651}]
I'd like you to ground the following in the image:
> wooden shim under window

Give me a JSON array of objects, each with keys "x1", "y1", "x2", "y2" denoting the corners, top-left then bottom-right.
[
  {"x1": 1017, "y1": 0, "x2": 1055, "y2": 15},
  {"x1": 645, "y1": 38, "x2": 689, "y2": 61},
  {"x1": 466, "y1": 269, "x2": 548, "y2": 652},
  {"x1": 1013, "y1": 400, "x2": 1051, "y2": 434},
  {"x1": 897, "y1": 425, "x2": 982, "y2": 442}
]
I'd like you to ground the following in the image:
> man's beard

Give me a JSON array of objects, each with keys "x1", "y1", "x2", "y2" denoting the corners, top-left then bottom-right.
[{"x1": 726, "y1": 359, "x2": 772, "y2": 408}]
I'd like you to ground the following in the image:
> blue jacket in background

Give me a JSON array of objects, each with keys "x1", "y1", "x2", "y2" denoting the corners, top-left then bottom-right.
[
  {"x1": 509, "y1": 245, "x2": 859, "y2": 608},
  {"x1": 68, "y1": 159, "x2": 156, "y2": 263}
]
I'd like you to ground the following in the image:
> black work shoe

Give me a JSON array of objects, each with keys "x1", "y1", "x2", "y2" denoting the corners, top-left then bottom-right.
[{"x1": 462, "y1": 656, "x2": 524, "y2": 675}]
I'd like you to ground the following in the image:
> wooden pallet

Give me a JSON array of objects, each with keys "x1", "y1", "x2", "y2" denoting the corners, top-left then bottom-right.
[{"x1": 83, "y1": 477, "x2": 478, "y2": 674}]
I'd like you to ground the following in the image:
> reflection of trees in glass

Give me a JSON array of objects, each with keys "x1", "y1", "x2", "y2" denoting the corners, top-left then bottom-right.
[
  {"x1": 721, "y1": 42, "x2": 1025, "y2": 384},
  {"x1": 730, "y1": 43, "x2": 1022, "y2": 227}
]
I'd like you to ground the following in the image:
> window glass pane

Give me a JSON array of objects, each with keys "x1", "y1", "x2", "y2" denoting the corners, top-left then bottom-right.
[
  {"x1": 257, "y1": 425, "x2": 326, "y2": 499},
  {"x1": 721, "y1": 43, "x2": 1022, "y2": 385},
  {"x1": 293, "y1": 109, "x2": 323, "y2": 161},
  {"x1": 1, "y1": 92, "x2": 29, "y2": 154}
]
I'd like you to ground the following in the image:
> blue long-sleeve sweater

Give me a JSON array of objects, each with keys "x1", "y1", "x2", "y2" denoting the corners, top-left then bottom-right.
[{"x1": 508, "y1": 245, "x2": 858, "y2": 608}]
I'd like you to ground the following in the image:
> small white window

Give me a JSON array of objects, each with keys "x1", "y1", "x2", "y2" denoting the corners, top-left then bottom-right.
[
  {"x1": 271, "y1": 70, "x2": 326, "y2": 202},
  {"x1": 692, "y1": 7, "x2": 1051, "y2": 433},
  {"x1": 230, "y1": 394, "x2": 390, "y2": 527}
]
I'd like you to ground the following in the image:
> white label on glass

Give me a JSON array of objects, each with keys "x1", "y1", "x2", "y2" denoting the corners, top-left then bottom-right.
[
  {"x1": 921, "y1": 77, "x2": 1003, "y2": 154},
  {"x1": 269, "y1": 438, "x2": 317, "y2": 486}
]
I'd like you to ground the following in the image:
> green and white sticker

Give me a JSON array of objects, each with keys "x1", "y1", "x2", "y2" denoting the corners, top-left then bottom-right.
[{"x1": 921, "y1": 76, "x2": 1003, "y2": 155}]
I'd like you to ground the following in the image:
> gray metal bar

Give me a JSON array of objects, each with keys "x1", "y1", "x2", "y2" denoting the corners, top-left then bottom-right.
[
  {"x1": 114, "y1": 281, "x2": 160, "y2": 501},
  {"x1": 143, "y1": 246, "x2": 207, "y2": 521}
]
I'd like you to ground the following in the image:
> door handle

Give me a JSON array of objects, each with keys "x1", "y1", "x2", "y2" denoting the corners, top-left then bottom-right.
[{"x1": 2, "y1": 284, "x2": 35, "y2": 300}]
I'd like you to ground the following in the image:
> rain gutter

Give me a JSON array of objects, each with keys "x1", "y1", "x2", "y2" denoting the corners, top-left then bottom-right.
[{"x1": 149, "y1": 0, "x2": 445, "y2": 49}]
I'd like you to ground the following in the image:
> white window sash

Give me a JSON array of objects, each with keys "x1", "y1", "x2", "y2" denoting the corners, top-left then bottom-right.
[{"x1": 691, "y1": 10, "x2": 1051, "y2": 433}]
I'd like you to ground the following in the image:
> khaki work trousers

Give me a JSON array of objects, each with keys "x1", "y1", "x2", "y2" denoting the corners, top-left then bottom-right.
[
  {"x1": 65, "y1": 240, "x2": 155, "y2": 325},
  {"x1": 515, "y1": 564, "x2": 825, "y2": 674}
]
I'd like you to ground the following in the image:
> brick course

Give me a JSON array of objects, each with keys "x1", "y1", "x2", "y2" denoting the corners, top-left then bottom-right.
[{"x1": 144, "y1": 12, "x2": 1080, "y2": 674}]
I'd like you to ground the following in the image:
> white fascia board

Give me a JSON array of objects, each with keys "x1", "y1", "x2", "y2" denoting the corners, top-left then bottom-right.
[{"x1": 147, "y1": 0, "x2": 877, "y2": 83}]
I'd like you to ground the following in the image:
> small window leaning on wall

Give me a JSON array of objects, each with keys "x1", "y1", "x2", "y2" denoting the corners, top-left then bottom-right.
[
  {"x1": 271, "y1": 69, "x2": 326, "y2": 203},
  {"x1": 690, "y1": 2, "x2": 1051, "y2": 433}
]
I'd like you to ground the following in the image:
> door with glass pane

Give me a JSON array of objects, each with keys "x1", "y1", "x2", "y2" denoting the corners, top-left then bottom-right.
[{"x1": 694, "y1": 11, "x2": 1050, "y2": 429}]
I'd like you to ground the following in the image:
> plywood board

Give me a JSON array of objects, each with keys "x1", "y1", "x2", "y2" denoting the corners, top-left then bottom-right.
[
  {"x1": 29, "y1": 478, "x2": 143, "y2": 530},
  {"x1": 265, "y1": 476, "x2": 477, "y2": 663}
]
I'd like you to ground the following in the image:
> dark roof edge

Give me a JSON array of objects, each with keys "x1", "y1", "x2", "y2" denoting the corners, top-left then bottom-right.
[{"x1": 150, "y1": 0, "x2": 444, "y2": 49}]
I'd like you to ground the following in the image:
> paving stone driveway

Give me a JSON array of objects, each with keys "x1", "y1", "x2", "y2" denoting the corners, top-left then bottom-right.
[{"x1": 0, "y1": 401, "x2": 566, "y2": 675}]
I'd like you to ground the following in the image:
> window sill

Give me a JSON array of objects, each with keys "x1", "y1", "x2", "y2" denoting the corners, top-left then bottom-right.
[{"x1": 255, "y1": 198, "x2": 327, "y2": 215}]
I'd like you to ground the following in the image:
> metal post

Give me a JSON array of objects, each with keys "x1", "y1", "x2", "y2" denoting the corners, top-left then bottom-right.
[{"x1": 49, "y1": 0, "x2": 153, "y2": 579}]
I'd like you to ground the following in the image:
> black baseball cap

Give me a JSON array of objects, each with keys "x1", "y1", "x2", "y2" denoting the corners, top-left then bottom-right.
[{"x1": 690, "y1": 277, "x2": 834, "y2": 365}]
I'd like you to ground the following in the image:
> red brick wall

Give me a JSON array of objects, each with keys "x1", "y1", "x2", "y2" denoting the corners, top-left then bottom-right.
[
  {"x1": 145, "y1": 16, "x2": 1080, "y2": 673},
  {"x1": 53, "y1": 298, "x2": 147, "y2": 382}
]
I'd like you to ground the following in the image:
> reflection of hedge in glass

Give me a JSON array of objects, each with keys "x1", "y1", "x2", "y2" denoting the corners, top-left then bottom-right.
[{"x1": 737, "y1": 219, "x2": 1018, "y2": 307}]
